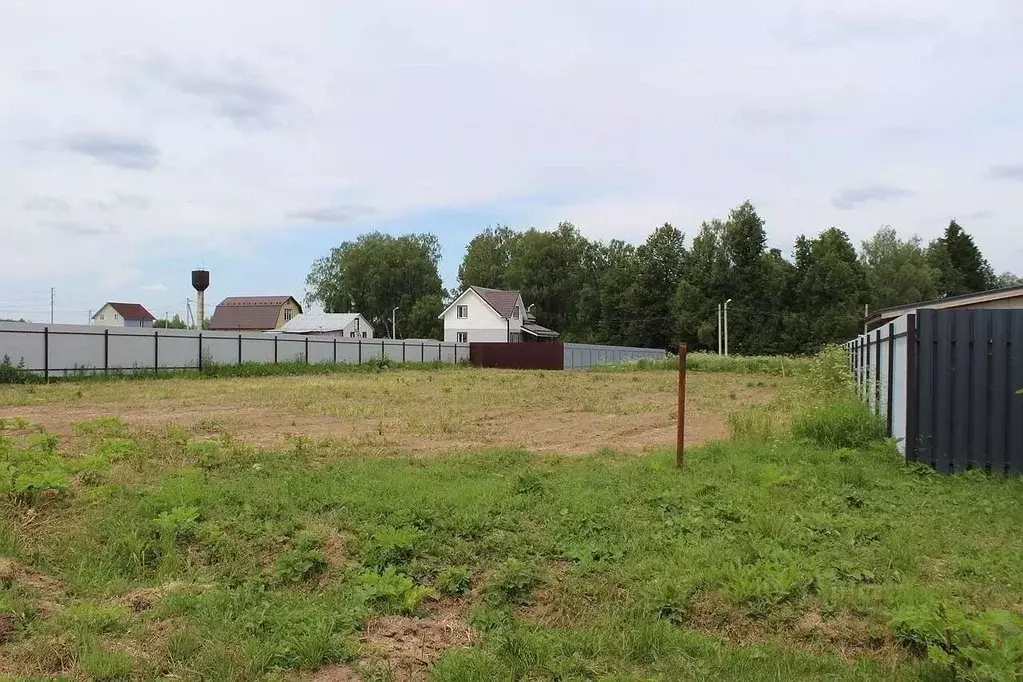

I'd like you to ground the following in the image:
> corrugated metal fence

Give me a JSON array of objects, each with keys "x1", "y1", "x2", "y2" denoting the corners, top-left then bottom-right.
[
  {"x1": 563, "y1": 342, "x2": 666, "y2": 369},
  {"x1": 848, "y1": 309, "x2": 1023, "y2": 474},
  {"x1": 0, "y1": 322, "x2": 468, "y2": 377}
]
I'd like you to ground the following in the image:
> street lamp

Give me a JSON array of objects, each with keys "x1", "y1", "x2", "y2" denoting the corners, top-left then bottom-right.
[
  {"x1": 724, "y1": 299, "x2": 733, "y2": 357},
  {"x1": 392, "y1": 307, "x2": 399, "y2": 339}
]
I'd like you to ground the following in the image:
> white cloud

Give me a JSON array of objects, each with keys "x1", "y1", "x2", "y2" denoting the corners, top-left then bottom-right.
[{"x1": 1, "y1": 0, "x2": 1022, "y2": 290}]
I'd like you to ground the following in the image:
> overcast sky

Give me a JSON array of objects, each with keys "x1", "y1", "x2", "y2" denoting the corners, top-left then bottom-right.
[{"x1": 3, "y1": 0, "x2": 1022, "y2": 323}]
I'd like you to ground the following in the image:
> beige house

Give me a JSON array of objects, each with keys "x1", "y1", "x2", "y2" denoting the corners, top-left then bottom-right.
[
  {"x1": 209, "y1": 296, "x2": 303, "y2": 333},
  {"x1": 91, "y1": 302, "x2": 156, "y2": 328}
]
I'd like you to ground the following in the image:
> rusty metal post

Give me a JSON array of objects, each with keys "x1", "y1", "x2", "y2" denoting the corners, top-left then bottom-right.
[{"x1": 676, "y1": 342, "x2": 687, "y2": 469}]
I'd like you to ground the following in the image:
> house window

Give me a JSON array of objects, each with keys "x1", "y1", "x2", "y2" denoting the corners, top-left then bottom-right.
[
  {"x1": 362, "y1": 331, "x2": 367, "y2": 338},
  {"x1": 457, "y1": 332, "x2": 468, "y2": 343},
  {"x1": 513, "y1": 305, "x2": 519, "y2": 319},
  {"x1": 456, "y1": 305, "x2": 468, "y2": 319},
  {"x1": 99, "y1": 314, "x2": 104, "y2": 320},
  {"x1": 284, "y1": 308, "x2": 294, "y2": 322},
  {"x1": 114, "y1": 314, "x2": 120, "y2": 320},
  {"x1": 350, "y1": 331, "x2": 356, "y2": 338}
]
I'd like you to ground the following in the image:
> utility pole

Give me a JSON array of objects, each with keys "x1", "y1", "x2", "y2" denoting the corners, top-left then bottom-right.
[
  {"x1": 717, "y1": 303, "x2": 723, "y2": 355},
  {"x1": 864, "y1": 303, "x2": 869, "y2": 336},
  {"x1": 87, "y1": 309, "x2": 92, "y2": 325},
  {"x1": 724, "y1": 298, "x2": 732, "y2": 357},
  {"x1": 50, "y1": 287, "x2": 55, "y2": 324},
  {"x1": 392, "y1": 307, "x2": 399, "y2": 339}
]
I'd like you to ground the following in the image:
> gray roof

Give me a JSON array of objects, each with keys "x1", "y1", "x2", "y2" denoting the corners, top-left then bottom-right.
[
  {"x1": 470, "y1": 286, "x2": 521, "y2": 318},
  {"x1": 522, "y1": 322, "x2": 560, "y2": 338},
  {"x1": 278, "y1": 313, "x2": 369, "y2": 333},
  {"x1": 868, "y1": 285, "x2": 1023, "y2": 324}
]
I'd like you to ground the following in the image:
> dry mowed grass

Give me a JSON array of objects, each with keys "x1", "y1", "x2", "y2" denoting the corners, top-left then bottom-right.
[{"x1": 0, "y1": 369, "x2": 784, "y2": 455}]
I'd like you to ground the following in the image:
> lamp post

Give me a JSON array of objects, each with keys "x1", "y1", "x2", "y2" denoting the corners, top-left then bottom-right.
[
  {"x1": 717, "y1": 303, "x2": 723, "y2": 355},
  {"x1": 392, "y1": 307, "x2": 399, "y2": 339},
  {"x1": 724, "y1": 299, "x2": 733, "y2": 357}
]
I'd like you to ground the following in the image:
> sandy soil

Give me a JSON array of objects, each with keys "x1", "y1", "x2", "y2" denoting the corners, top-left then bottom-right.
[{"x1": 0, "y1": 369, "x2": 785, "y2": 455}]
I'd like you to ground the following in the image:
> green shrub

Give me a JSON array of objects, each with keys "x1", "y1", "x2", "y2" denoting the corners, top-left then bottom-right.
[
  {"x1": 435, "y1": 565, "x2": 471, "y2": 596},
  {"x1": 791, "y1": 401, "x2": 887, "y2": 450},
  {"x1": 484, "y1": 558, "x2": 542, "y2": 606},
  {"x1": 892, "y1": 602, "x2": 1023, "y2": 681},
  {"x1": 361, "y1": 526, "x2": 423, "y2": 570},
  {"x1": 356, "y1": 568, "x2": 432, "y2": 615},
  {"x1": 0, "y1": 355, "x2": 37, "y2": 384},
  {"x1": 0, "y1": 441, "x2": 70, "y2": 505},
  {"x1": 273, "y1": 549, "x2": 328, "y2": 584}
]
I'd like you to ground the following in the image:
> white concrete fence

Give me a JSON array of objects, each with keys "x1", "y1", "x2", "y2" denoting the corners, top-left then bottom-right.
[{"x1": 0, "y1": 322, "x2": 468, "y2": 378}]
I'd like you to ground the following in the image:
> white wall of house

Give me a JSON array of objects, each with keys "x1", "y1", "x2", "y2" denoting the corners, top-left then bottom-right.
[
  {"x1": 334, "y1": 317, "x2": 374, "y2": 339},
  {"x1": 440, "y1": 289, "x2": 525, "y2": 343},
  {"x1": 92, "y1": 303, "x2": 126, "y2": 327}
]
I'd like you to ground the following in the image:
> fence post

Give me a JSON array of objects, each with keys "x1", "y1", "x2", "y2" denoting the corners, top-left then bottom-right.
[
  {"x1": 274, "y1": 336, "x2": 278, "y2": 364},
  {"x1": 676, "y1": 343, "x2": 688, "y2": 469},
  {"x1": 198, "y1": 333, "x2": 203, "y2": 372},
  {"x1": 358, "y1": 339, "x2": 362, "y2": 365},
  {"x1": 333, "y1": 337, "x2": 337, "y2": 364},
  {"x1": 886, "y1": 322, "x2": 895, "y2": 435},
  {"x1": 154, "y1": 330, "x2": 159, "y2": 375},
  {"x1": 104, "y1": 328, "x2": 109, "y2": 375},
  {"x1": 43, "y1": 326, "x2": 49, "y2": 382},
  {"x1": 403, "y1": 341, "x2": 407, "y2": 363},
  {"x1": 421, "y1": 342, "x2": 425, "y2": 363},
  {"x1": 305, "y1": 337, "x2": 309, "y2": 364},
  {"x1": 875, "y1": 328, "x2": 882, "y2": 416},
  {"x1": 238, "y1": 334, "x2": 242, "y2": 365},
  {"x1": 381, "y1": 339, "x2": 385, "y2": 362},
  {"x1": 905, "y1": 314, "x2": 919, "y2": 461},
  {"x1": 453, "y1": 343, "x2": 456, "y2": 363}
]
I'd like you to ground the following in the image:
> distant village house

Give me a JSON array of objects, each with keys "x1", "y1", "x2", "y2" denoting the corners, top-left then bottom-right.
[
  {"x1": 275, "y1": 312, "x2": 374, "y2": 338},
  {"x1": 91, "y1": 302, "x2": 156, "y2": 328},
  {"x1": 209, "y1": 296, "x2": 302, "y2": 333},
  {"x1": 439, "y1": 286, "x2": 559, "y2": 343}
]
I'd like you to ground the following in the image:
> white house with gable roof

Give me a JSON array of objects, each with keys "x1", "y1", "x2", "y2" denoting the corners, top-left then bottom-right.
[{"x1": 438, "y1": 286, "x2": 559, "y2": 343}]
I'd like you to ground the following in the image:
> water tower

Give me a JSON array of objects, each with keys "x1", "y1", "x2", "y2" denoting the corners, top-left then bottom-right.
[{"x1": 191, "y1": 270, "x2": 210, "y2": 329}]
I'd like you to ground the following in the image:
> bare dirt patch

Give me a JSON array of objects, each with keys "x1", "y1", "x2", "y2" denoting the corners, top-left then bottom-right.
[
  {"x1": 0, "y1": 370, "x2": 787, "y2": 456},
  {"x1": 359, "y1": 610, "x2": 475, "y2": 681}
]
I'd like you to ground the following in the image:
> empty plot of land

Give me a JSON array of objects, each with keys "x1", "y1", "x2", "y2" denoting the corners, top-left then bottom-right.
[{"x1": 0, "y1": 369, "x2": 784, "y2": 454}]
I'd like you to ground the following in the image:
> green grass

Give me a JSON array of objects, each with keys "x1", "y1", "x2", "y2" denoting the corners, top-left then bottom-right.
[
  {"x1": 3, "y1": 428, "x2": 1023, "y2": 679},
  {"x1": 592, "y1": 352, "x2": 813, "y2": 375}
]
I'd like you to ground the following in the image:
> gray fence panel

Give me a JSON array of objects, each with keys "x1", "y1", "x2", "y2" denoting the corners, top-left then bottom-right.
[
  {"x1": 158, "y1": 333, "x2": 199, "y2": 369},
  {"x1": 563, "y1": 342, "x2": 665, "y2": 369},
  {"x1": 276, "y1": 338, "x2": 305, "y2": 364},
  {"x1": 107, "y1": 333, "x2": 154, "y2": 371},
  {"x1": 908, "y1": 309, "x2": 1023, "y2": 475},
  {"x1": 1010, "y1": 315, "x2": 1023, "y2": 474},
  {"x1": 205, "y1": 335, "x2": 240, "y2": 366},
  {"x1": 306, "y1": 339, "x2": 332, "y2": 364},
  {"x1": 49, "y1": 330, "x2": 105, "y2": 374},
  {"x1": 243, "y1": 337, "x2": 277, "y2": 364}
]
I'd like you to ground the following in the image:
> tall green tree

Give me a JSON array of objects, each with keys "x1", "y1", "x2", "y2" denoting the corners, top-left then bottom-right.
[
  {"x1": 305, "y1": 232, "x2": 444, "y2": 339},
  {"x1": 675, "y1": 220, "x2": 730, "y2": 350},
  {"x1": 504, "y1": 222, "x2": 588, "y2": 337},
  {"x1": 860, "y1": 226, "x2": 939, "y2": 309},
  {"x1": 625, "y1": 223, "x2": 687, "y2": 349},
  {"x1": 992, "y1": 272, "x2": 1023, "y2": 289},
  {"x1": 788, "y1": 228, "x2": 867, "y2": 351},
  {"x1": 721, "y1": 201, "x2": 775, "y2": 355},
  {"x1": 926, "y1": 220, "x2": 994, "y2": 297},
  {"x1": 456, "y1": 225, "x2": 519, "y2": 291}
]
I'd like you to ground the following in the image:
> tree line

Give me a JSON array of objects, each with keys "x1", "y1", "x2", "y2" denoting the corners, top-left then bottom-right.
[{"x1": 305, "y1": 202, "x2": 1019, "y2": 353}]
